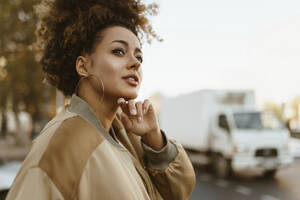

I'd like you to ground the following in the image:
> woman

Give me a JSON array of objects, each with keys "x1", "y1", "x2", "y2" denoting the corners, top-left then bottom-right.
[{"x1": 6, "y1": 0, "x2": 195, "y2": 199}]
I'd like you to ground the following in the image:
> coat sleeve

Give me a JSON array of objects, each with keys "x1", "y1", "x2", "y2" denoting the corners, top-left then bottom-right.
[
  {"x1": 141, "y1": 130, "x2": 196, "y2": 200},
  {"x1": 6, "y1": 167, "x2": 64, "y2": 200}
]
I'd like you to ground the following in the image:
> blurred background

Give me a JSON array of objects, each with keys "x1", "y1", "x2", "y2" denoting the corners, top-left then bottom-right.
[{"x1": 1, "y1": 0, "x2": 300, "y2": 200}]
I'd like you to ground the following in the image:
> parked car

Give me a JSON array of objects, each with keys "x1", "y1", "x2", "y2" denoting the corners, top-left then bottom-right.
[
  {"x1": 291, "y1": 128, "x2": 300, "y2": 139},
  {"x1": 0, "y1": 162, "x2": 21, "y2": 200},
  {"x1": 289, "y1": 137, "x2": 300, "y2": 158}
]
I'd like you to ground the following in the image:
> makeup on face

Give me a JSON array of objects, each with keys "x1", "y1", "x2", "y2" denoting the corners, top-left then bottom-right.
[{"x1": 87, "y1": 26, "x2": 143, "y2": 100}]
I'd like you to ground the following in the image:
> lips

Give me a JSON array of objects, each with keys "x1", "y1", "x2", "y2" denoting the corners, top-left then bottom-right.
[{"x1": 122, "y1": 74, "x2": 139, "y2": 84}]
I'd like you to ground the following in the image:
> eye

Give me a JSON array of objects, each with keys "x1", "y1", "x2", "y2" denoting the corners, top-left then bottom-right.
[
  {"x1": 136, "y1": 55, "x2": 143, "y2": 63},
  {"x1": 112, "y1": 48, "x2": 125, "y2": 56}
]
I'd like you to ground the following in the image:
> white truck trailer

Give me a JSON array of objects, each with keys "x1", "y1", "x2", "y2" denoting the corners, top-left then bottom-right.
[{"x1": 159, "y1": 90, "x2": 293, "y2": 178}]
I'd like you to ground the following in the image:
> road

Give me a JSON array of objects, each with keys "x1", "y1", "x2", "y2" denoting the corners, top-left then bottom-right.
[
  {"x1": 190, "y1": 158, "x2": 300, "y2": 200},
  {"x1": 1, "y1": 158, "x2": 299, "y2": 200}
]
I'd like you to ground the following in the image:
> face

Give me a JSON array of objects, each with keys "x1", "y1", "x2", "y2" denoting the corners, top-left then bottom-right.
[{"x1": 82, "y1": 26, "x2": 143, "y2": 100}]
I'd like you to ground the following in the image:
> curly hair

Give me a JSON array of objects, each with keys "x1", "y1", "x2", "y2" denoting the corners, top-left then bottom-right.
[{"x1": 35, "y1": 0, "x2": 161, "y2": 96}]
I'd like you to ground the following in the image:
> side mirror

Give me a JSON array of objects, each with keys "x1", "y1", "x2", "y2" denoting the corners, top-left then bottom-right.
[
  {"x1": 219, "y1": 115, "x2": 230, "y2": 133},
  {"x1": 224, "y1": 124, "x2": 230, "y2": 133}
]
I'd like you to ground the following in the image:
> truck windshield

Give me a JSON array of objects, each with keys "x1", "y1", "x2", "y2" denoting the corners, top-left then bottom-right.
[{"x1": 233, "y1": 112, "x2": 284, "y2": 130}]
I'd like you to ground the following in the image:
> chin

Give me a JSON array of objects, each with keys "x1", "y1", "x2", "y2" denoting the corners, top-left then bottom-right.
[
  {"x1": 120, "y1": 89, "x2": 139, "y2": 100},
  {"x1": 123, "y1": 93, "x2": 138, "y2": 100},
  {"x1": 115, "y1": 85, "x2": 140, "y2": 100}
]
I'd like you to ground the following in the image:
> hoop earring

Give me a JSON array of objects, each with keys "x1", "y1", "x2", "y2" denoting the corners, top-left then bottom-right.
[{"x1": 75, "y1": 74, "x2": 105, "y2": 104}]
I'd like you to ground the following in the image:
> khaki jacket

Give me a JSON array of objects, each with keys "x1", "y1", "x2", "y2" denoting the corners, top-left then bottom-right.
[{"x1": 6, "y1": 95, "x2": 195, "y2": 200}]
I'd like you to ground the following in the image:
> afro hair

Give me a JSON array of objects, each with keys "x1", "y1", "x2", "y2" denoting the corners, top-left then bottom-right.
[{"x1": 35, "y1": 0, "x2": 161, "y2": 96}]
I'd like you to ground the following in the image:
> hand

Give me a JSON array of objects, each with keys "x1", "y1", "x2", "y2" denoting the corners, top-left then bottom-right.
[
  {"x1": 117, "y1": 98, "x2": 164, "y2": 150},
  {"x1": 117, "y1": 98, "x2": 159, "y2": 136}
]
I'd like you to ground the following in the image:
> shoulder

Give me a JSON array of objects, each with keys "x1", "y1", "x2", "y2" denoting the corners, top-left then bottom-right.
[
  {"x1": 41, "y1": 115, "x2": 104, "y2": 151},
  {"x1": 37, "y1": 115, "x2": 105, "y2": 199}
]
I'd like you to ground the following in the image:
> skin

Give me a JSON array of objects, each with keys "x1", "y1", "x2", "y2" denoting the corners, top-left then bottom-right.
[{"x1": 75, "y1": 26, "x2": 164, "y2": 151}]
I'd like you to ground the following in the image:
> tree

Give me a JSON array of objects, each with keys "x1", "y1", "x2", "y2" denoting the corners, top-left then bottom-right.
[{"x1": 0, "y1": 0, "x2": 55, "y2": 141}]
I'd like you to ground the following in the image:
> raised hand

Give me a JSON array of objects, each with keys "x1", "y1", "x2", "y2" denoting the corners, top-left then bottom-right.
[{"x1": 117, "y1": 98, "x2": 164, "y2": 150}]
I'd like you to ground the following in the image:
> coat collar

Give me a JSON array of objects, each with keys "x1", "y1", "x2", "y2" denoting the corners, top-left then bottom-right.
[{"x1": 67, "y1": 94, "x2": 123, "y2": 148}]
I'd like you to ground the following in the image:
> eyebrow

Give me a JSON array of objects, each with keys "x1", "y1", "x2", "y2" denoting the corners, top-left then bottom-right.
[{"x1": 111, "y1": 40, "x2": 142, "y2": 54}]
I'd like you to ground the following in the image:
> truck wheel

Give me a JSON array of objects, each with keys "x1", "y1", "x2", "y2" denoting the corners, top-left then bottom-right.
[
  {"x1": 0, "y1": 189, "x2": 9, "y2": 200},
  {"x1": 263, "y1": 169, "x2": 277, "y2": 178},
  {"x1": 214, "y1": 154, "x2": 232, "y2": 179}
]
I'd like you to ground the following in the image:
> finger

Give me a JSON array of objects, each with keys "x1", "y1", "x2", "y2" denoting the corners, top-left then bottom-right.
[
  {"x1": 117, "y1": 97, "x2": 125, "y2": 104},
  {"x1": 119, "y1": 111, "x2": 133, "y2": 129},
  {"x1": 116, "y1": 107, "x2": 122, "y2": 118},
  {"x1": 117, "y1": 98, "x2": 130, "y2": 115},
  {"x1": 128, "y1": 99, "x2": 137, "y2": 116},
  {"x1": 143, "y1": 99, "x2": 151, "y2": 114},
  {"x1": 136, "y1": 101, "x2": 143, "y2": 122}
]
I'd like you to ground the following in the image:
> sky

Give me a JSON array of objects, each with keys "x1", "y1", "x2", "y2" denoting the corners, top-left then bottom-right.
[{"x1": 137, "y1": 0, "x2": 300, "y2": 107}]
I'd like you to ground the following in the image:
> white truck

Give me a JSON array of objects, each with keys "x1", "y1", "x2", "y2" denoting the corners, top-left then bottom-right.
[{"x1": 159, "y1": 90, "x2": 293, "y2": 178}]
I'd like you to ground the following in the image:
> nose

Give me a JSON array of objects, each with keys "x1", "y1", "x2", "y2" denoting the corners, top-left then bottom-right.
[{"x1": 127, "y1": 55, "x2": 141, "y2": 70}]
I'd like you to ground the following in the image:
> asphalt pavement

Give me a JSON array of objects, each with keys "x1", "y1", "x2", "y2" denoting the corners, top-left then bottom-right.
[
  {"x1": 190, "y1": 158, "x2": 300, "y2": 200},
  {"x1": 1, "y1": 154, "x2": 299, "y2": 200}
]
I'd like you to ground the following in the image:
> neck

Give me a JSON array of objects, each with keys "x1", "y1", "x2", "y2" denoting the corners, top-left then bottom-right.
[{"x1": 77, "y1": 84, "x2": 119, "y2": 131}]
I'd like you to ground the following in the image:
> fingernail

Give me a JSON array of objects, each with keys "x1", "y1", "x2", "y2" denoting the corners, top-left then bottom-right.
[
  {"x1": 138, "y1": 116, "x2": 142, "y2": 122},
  {"x1": 131, "y1": 108, "x2": 137, "y2": 115},
  {"x1": 143, "y1": 109, "x2": 146, "y2": 115},
  {"x1": 117, "y1": 98, "x2": 124, "y2": 104}
]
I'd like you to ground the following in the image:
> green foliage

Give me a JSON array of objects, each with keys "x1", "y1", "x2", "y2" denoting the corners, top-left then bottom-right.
[{"x1": 0, "y1": 0, "x2": 54, "y2": 120}]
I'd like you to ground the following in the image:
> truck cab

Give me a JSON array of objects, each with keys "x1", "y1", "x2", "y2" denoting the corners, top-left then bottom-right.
[{"x1": 210, "y1": 110, "x2": 293, "y2": 178}]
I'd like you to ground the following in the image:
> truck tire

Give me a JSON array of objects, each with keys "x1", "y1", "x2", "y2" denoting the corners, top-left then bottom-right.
[
  {"x1": 263, "y1": 169, "x2": 277, "y2": 178},
  {"x1": 0, "y1": 189, "x2": 9, "y2": 200},
  {"x1": 213, "y1": 154, "x2": 232, "y2": 179}
]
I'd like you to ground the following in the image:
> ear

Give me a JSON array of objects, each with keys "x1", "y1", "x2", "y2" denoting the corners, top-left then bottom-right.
[{"x1": 76, "y1": 56, "x2": 89, "y2": 77}]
